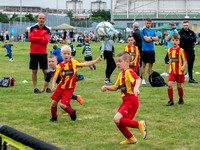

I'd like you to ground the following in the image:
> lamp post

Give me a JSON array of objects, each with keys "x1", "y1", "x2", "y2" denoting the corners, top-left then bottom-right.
[
  {"x1": 20, "y1": 0, "x2": 22, "y2": 34},
  {"x1": 57, "y1": 0, "x2": 58, "y2": 25},
  {"x1": 111, "y1": 0, "x2": 113, "y2": 21}
]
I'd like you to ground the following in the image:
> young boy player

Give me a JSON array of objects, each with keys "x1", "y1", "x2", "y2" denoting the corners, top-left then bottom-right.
[
  {"x1": 101, "y1": 51, "x2": 147, "y2": 144},
  {"x1": 49, "y1": 45, "x2": 101, "y2": 122},
  {"x1": 166, "y1": 33, "x2": 187, "y2": 106}
]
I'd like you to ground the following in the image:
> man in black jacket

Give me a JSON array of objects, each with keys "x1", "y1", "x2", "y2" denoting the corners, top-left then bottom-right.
[
  {"x1": 179, "y1": 20, "x2": 197, "y2": 83},
  {"x1": 132, "y1": 22, "x2": 142, "y2": 69}
]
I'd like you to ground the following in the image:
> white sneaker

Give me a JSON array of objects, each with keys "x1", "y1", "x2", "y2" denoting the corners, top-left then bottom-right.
[
  {"x1": 142, "y1": 79, "x2": 146, "y2": 85},
  {"x1": 104, "y1": 79, "x2": 114, "y2": 85},
  {"x1": 160, "y1": 73, "x2": 168, "y2": 77},
  {"x1": 185, "y1": 73, "x2": 189, "y2": 82}
]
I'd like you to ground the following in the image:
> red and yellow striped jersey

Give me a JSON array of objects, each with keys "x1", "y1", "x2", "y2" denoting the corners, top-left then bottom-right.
[
  {"x1": 168, "y1": 47, "x2": 187, "y2": 75},
  {"x1": 53, "y1": 59, "x2": 84, "y2": 89},
  {"x1": 114, "y1": 68, "x2": 140, "y2": 97},
  {"x1": 124, "y1": 45, "x2": 140, "y2": 70}
]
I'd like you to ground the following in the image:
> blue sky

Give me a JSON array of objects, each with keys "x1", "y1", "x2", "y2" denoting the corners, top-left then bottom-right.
[{"x1": 0, "y1": 0, "x2": 111, "y2": 10}]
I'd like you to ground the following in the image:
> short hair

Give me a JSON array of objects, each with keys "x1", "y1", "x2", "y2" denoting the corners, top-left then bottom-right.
[
  {"x1": 169, "y1": 22, "x2": 175, "y2": 26},
  {"x1": 53, "y1": 44, "x2": 58, "y2": 50},
  {"x1": 183, "y1": 20, "x2": 189, "y2": 24},
  {"x1": 145, "y1": 18, "x2": 152, "y2": 22},
  {"x1": 171, "y1": 33, "x2": 180, "y2": 39},
  {"x1": 84, "y1": 37, "x2": 90, "y2": 43},
  {"x1": 127, "y1": 36, "x2": 134, "y2": 40},
  {"x1": 61, "y1": 45, "x2": 71, "y2": 52},
  {"x1": 48, "y1": 55, "x2": 57, "y2": 59},
  {"x1": 133, "y1": 22, "x2": 139, "y2": 28},
  {"x1": 117, "y1": 51, "x2": 131, "y2": 62}
]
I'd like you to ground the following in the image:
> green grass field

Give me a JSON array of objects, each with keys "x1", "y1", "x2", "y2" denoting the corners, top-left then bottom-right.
[{"x1": 0, "y1": 41, "x2": 200, "y2": 150}]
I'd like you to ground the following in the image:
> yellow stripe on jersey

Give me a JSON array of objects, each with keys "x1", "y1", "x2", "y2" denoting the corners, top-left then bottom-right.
[
  {"x1": 53, "y1": 59, "x2": 84, "y2": 89},
  {"x1": 114, "y1": 69, "x2": 138, "y2": 97}
]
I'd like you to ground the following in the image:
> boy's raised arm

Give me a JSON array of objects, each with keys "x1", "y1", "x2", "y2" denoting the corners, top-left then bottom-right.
[
  {"x1": 13, "y1": 44, "x2": 17, "y2": 48},
  {"x1": 101, "y1": 85, "x2": 118, "y2": 92}
]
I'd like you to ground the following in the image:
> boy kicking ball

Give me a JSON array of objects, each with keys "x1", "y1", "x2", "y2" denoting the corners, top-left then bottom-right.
[
  {"x1": 2, "y1": 40, "x2": 17, "y2": 62},
  {"x1": 101, "y1": 51, "x2": 147, "y2": 144},
  {"x1": 49, "y1": 45, "x2": 101, "y2": 122}
]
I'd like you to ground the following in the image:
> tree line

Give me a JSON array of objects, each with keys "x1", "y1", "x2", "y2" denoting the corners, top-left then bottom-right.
[
  {"x1": 0, "y1": 10, "x2": 110, "y2": 23},
  {"x1": 0, "y1": 12, "x2": 38, "y2": 23}
]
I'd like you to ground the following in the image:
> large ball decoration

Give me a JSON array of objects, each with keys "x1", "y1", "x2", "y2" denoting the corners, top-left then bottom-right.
[{"x1": 96, "y1": 22, "x2": 115, "y2": 41}]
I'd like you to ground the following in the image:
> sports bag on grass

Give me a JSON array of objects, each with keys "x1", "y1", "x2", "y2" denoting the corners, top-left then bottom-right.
[
  {"x1": 149, "y1": 71, "x2": 167, "y2": 87},
  {"x1": 0, "y1": 77, "x2": 15, "y2": 87}
]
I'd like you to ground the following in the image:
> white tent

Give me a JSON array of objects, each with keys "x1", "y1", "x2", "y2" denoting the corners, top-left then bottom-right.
[{"x1": 126, "y1": 27, "x2": 132, "y2": 32}]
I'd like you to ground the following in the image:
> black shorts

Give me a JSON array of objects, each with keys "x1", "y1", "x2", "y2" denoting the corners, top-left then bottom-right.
[
  {"x1": 84, "y1": 56, "x2": 92, "y2": 61},
  {"x1": 29, "y1": 54, "x2": 47, "y2": 70},
  {"x1": 142, "y1": 51, "x2": 155, "y2": 63}
]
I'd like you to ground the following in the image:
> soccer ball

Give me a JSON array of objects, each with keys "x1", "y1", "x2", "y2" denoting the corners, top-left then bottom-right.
[{"x1": 96, "y1": 22, "x2": 115, "y2": 41}]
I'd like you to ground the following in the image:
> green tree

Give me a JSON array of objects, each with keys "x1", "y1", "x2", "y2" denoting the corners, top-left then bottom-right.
[
  {"x1": 0, "y1": 12, "x2": 9, "y2": 23},
  {"x1": 25, "y1": 14, "x2": 36, "y2": 22},
  {"x1": 90, "y1": 10, "x2": 110, "y2": 22},
  {"x1": 67, "y1": 11, "x2": 73, "y2": 20},
  {"x1": 10, "y1": 13, "x2": 19, "y2": 22},
  {"x1": 89, "y1": 16, "x2": 104, "y2": 22}
]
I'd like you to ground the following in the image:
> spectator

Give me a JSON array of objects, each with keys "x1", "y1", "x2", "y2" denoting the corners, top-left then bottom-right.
[
  {"x1": 25, "y1": 30, "x2": 29, "y2": 42},
  {"x1": 28, "y1": 13, "x2": 50, "y2": 93},
  {"x1": 141, "y1": 18, "x2": 158, "y2": 85},
  {"x1": 101, "y1": 22, "x2": 116, "y2": 85},
  {"x1": 0, "y1": 31, "x2": 4, "y2": 41},
  {"x1": 161, "y1": 23, "x2": 178, "y2": 77},
  {"x1": 118, "y1": 31, "x2": 123, "y2": 42},
  {"x1": 63, "y1": 30, "x2": 67, "y2": 43},
  {"x1": 132, "y1": 22, "x2": 142, "y2": 67},
  {"x1": 156, "y1": 30, "x2": 162, "y2": 45},
  {"x1": 179, "y1": 20, "x2": 197, "y2": 83},
  {"x1": 5, "y1": 29, "x2": 9, "y2": 41}
]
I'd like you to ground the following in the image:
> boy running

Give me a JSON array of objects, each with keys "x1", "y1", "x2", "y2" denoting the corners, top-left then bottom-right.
[
  {"x1": 82, "y1": 38, "x2": 96, "y2": 70},
  {"x1": 2, "y1": 40, "x2": 17, "y2": 62},
  {"x1": 101, "y1": 51, "x2": 147, "y2": 144},
  {"x1": 49, "y1": 45, "x2": 101, "y2": 122}
]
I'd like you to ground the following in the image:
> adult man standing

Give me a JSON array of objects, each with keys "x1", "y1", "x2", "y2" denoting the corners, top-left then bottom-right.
[
  {"x1": 141, "y1": 18, "x2": 158, "y2": 85},
  {"x1": 28, "y1": 13, "x2": 50, "y2": 93},
  {"x1": 161, "y1": 23, "x2": 178, "y2": 77},
  {"x1": 132, "y1": 22, "x2": 142, "y2": 66},
  {"x1": 179, "y1": 20, "x2": 197, "y2": 83}
]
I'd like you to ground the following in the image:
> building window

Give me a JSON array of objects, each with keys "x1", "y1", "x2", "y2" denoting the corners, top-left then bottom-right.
[
  {"x1": 158, "y1": 23, "x2": 164, "y2": 27},
  {"x1": 151, "y1": 23, "x2": 156, "y2": 28},
  {"x1": 127, "y1": 23, "x2": 133, "y2": 28}
]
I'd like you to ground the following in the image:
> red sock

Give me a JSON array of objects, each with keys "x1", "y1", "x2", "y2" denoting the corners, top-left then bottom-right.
[
  {"x1": 168, "y1": 88, "x2": 173, "y2": 102},
  {"x1": 64, "y1": 106, "x2": 73, "y2": 115},
  {"x1": 51, "y1": 106, "x2": 57, "y2": 118},
  {"x1": 117, "y1": 125, "x2": 133, "y2": 139},
  {"x1": 177, "y1": 87, "x2": 184, "y2": 100},
  {"x1": 119, "y1": 118, "x2": 138, "y2": 128},
  {"x1": 93, "y1": 64, "x2": 96, "y2": 70}
]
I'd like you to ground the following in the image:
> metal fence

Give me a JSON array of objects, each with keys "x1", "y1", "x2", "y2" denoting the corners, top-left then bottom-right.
[
  {"x1": 0, "y1": 13, "x2": 70, "y2": 41},
  {"x1": 0, "y1": 13, "x2": 102, "y2": 41}
]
